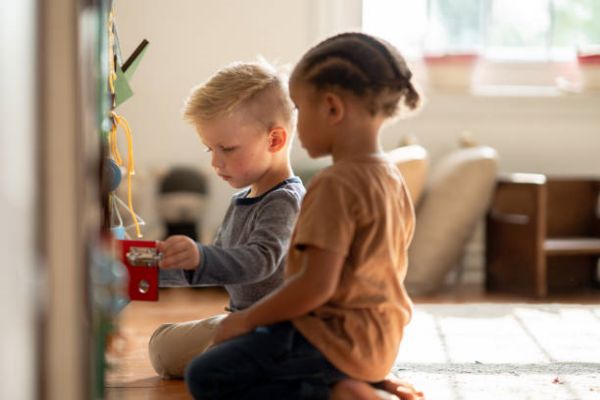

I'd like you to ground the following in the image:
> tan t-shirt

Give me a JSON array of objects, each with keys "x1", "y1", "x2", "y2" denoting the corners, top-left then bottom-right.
[{"x1": 287, "y1": 154, "x2": 415, "y2": 382}]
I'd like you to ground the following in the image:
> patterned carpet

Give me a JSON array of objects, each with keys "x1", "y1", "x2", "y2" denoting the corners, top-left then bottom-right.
[{"x1": 394, "y1": 304, "x2": 600, "y2": 400}]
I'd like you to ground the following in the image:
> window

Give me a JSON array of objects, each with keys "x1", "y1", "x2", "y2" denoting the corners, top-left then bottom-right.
[
  {"x1": 362, "y1": 0, "x2": 600, "y2": 61},
  {"x1": 361, "y1": 1, "x2": 427, "y2": 58}
]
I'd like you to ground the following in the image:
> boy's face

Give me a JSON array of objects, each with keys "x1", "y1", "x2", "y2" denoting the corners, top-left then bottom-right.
[
  {"x1": 196, "y1": 111, "x2": 272, "y2": 190},
  {"x1": 289, "y1": 81, "x2": 330, "y2": 158}
]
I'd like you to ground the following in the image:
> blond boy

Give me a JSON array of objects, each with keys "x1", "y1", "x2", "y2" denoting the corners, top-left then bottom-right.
[{"x1": 149, "y1": 62, "x2": 305, "y2": 378}]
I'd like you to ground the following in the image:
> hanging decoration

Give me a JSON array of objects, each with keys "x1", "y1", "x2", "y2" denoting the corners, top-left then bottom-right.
[{"x1": 106, "y1": 5, "x2": 149, "y2": 239}]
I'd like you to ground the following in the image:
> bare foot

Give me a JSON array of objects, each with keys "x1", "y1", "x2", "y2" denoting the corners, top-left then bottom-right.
[
  {"x1": 378, "y1": 375, "x2": 425, "y2": 400},
  {"x1": 331, "y1": 379, "x2": 399, "y2": 400}
]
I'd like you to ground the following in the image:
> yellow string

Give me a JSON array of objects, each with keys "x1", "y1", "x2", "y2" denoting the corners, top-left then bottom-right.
[
  {"x1": 110, "y1": 111, "x2": 141, "y2": 238},
  {"x1": 108, "y1": 119, "x2": 122, "y2": 165},
  {"x1": 109, "y1": 71, "x2": 117, "y2": 95}
]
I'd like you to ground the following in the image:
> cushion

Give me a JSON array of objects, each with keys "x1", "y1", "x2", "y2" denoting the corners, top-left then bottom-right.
[
  {"x1": 405, "y1": 145, "x2": 498, "y2": 295},
  {"x1": 387, "y1": 144, "x2": 429, "y2": 206},
  {"x1": 297, "y1": 145, "x2": 428, "y2": 207}
]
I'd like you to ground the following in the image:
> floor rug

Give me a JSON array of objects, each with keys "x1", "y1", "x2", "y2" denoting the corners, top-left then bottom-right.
[{"x1": 394, "y1": 304, "x2": 600, "y2": 400}]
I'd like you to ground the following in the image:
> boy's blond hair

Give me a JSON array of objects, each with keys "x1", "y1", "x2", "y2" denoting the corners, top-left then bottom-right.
[{"x1": 183, "y1": 61, "x2": 295, "y2": 132}]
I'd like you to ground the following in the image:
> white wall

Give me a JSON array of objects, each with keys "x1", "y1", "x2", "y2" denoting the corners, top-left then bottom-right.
[
  {"x1": 114, "y1": 1, "x2": 600, "y2": 277},
  {"x1": 114, "y1": 0, "x2": 366, "y2": 238},
  {"x1": 0, "y1": 1, "x2": 37, "y2": 399}
]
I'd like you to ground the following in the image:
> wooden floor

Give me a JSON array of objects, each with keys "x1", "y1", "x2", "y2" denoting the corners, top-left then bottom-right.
[
  {"x1": 105, "y1": 288, "x2": 229, "y2": 400},
  {"x1": 105, "y1": 285, "x2": 600, "y2": 399}
]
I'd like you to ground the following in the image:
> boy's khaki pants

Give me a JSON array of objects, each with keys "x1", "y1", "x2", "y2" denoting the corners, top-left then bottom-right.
[{"x1": 148, "y1": 313, "x2": 227, "y2": 378}]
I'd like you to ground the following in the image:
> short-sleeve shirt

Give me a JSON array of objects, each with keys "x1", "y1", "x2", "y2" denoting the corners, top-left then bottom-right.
[{"x1": 287, "y1": 154, "x2": 415, "y2": 382}]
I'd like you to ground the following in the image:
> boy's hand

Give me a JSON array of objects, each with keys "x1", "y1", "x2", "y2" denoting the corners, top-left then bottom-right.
[
  {"x1": 213, "y1": 311, "x2": 255, "y2": 345},
  {"x1": 157, "y1": 235, "x2": 200, "y2": 270}
]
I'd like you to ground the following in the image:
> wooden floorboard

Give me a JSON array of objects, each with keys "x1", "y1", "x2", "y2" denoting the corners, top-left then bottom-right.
[
  {"x1": 105, "y1": 285, "x2": 600, "y2": 399},
  {"x1": 105, "y1": 287, "x2": 228, "y2": 399}
]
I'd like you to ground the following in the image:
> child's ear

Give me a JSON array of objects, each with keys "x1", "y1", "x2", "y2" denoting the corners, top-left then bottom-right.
[
  {"x1": 268, "y1": 127, "x2": 287, "y2": 152},
  {"x1": 323, "y1": 92, "x2": 345, "y2": 124}
]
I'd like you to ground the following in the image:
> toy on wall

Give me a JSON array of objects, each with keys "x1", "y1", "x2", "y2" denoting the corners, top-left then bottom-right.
[
  {"x1": 119, "y1": 239, "x2": 160, "y2": 301},
  {"x1": 103, "y1": 5, "x2": 159, "y2": 302},
  {"x1": 107, "y1": 8, "x2": 147, "y2": 239},
  {"x1": 103, "y1": 156, "x2": 159, "y2": 302}
]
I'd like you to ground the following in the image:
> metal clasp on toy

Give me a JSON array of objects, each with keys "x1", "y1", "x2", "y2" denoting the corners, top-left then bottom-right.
[{"x1": 126, "y1": 246, "x2": 162, "y2": 267}]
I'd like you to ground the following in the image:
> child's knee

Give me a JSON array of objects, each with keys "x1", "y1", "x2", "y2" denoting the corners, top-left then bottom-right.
[{"x1": 148, "y1": 323, "x2": 178, "y2": 378}]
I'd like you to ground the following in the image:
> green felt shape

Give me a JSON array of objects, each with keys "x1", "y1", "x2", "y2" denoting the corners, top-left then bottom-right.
[
  {"x1": 112, "y1": 39, "x2": 149, "y2": 107},
  {"x1": 124, "y1": 46, "x2": 148, "y2": 81},
  {"x1": 123, "y1": 39, "x2": 149, "y2": 82},
  {"x1": 114, "y1": 65, "x2": 133, "y2": 107}
]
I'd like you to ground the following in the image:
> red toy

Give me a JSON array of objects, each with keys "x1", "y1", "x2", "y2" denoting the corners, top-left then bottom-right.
[{"x1": 118, "y1": 240, "x2": 160, "y2": 301}]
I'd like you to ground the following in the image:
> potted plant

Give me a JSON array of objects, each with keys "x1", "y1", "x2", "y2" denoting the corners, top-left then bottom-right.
[
  {"x1": 577, "y1": 49, "x2": 600, "y2": 91},
  {"x1": 424, "y1": 53, "x2": 480, "y2": 92}
]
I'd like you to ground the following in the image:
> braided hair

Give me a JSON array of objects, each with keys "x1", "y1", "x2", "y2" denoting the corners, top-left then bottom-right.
[{"x1": 292, "y1": 32, "x2": 421, "y2": 117}]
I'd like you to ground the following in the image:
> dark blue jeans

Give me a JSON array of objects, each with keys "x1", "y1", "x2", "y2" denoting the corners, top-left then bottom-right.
[{"x1": 185, "y1": 321, "x2": 347, "y2": 399}]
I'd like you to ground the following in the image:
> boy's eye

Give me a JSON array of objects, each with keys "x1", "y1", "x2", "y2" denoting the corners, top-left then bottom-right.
[
  {"x1": 204, "y1": 147, "x2": 212, "y2": 153},
  {"x1": 221, "y1": 146, "x2": 237, "y2": 153}
]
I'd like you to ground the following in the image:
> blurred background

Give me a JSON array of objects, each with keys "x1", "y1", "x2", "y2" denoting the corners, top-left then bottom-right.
[
  {"x1": 1, "y1": 1, "x2": 599, "y2": 399},
  {"x1": 113, "y1": 0, "x2": 600, "y2": 282},
  {"x1": 111, "y1": 0, "x2": 599, "y2": 226}
]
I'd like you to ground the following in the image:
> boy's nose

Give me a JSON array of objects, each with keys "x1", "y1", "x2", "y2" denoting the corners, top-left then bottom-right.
[{"x1": 211, "y1": 153, "x2": 224, "y2": 169}]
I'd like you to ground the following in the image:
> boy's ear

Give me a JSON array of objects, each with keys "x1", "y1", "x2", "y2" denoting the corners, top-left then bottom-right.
[
  {"x1": 323, "y1": 92, "x2": 345, "y2": 125},
  {"x1": 268, "y1": 127, "x2": 287, "y2": 152}
]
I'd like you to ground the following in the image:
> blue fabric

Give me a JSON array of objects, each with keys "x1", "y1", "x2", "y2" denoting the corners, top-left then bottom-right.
[{"x1": 185, "y1": 321, "x2": 346, "y2": 399}]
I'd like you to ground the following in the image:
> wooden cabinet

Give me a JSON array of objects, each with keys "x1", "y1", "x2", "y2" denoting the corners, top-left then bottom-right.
[{"x1": 486, "y1": 174, "x2": 600, "y2": 297}]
